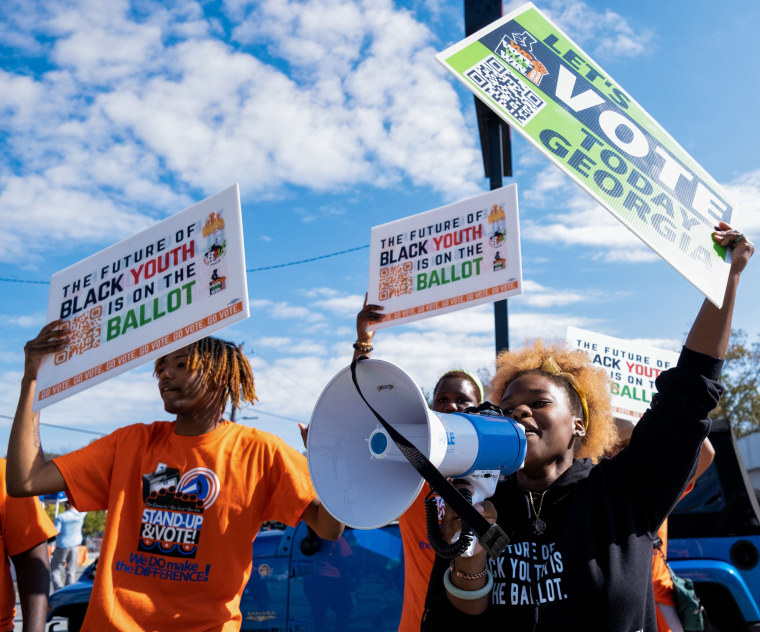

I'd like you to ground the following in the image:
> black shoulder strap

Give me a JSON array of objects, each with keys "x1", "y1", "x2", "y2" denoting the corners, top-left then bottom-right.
[{"x1": 349, "y1": 357, "x2": 509, "y2": 558}]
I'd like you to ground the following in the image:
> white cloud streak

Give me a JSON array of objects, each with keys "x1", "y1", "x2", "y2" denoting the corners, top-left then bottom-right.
[{"x1": 0, "y1": 0, "x2": 482, "y2": 263}]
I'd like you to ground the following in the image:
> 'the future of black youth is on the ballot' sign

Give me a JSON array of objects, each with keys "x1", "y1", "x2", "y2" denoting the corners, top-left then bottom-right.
[
  {"x1": 368, "y1": 185, "x2": 522, "y2": 328},
  {"x1": 35, "y1": 184, "x2": 249, "y2": 409},
  {"x1": 567, "y1": 326, "x2": 678, "y2": 424},
  {"x1": 437, "y1": 2, "x2": 733, "y2": 306}
]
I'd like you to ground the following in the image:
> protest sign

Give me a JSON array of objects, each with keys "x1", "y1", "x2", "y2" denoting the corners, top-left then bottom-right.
[
  {"x1": 567, "y1": 325, "x2": 679, "y2": 423},
  {"x1": 437, "y1": 2, "x2": 732, "y2": 307},
  {"x1": 368, "y1": 185, "x2": 521, "y2": 329},
  {"x1": 35, "y1": 184, "x2": 249, "y2": 409}
]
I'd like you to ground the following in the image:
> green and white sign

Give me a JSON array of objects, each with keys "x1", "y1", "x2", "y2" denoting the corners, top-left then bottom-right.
[{"x1": 437, "y1": 2, "x2": 733, "y2": 306}]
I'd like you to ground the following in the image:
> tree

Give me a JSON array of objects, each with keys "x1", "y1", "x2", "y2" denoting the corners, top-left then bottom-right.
[{"x1": 710, "y1": 329, "x2": 760, "y2": 437}]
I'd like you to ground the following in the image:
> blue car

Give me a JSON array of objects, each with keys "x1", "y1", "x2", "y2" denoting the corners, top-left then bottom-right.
[
  {"x1": 669, "y1": 418, "x2": 760, "y2": 632},
  {"x1": 47, "y1": 522, "x2": 403, "y2": 632}
]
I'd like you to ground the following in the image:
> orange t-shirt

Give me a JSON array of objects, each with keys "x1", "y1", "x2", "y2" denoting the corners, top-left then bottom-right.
[
  {"x1": 653, "y1": 521, "x2": 674, "y2": 605},
  {"x1": 653, "y1": 480, "x2": 694, "y2": 631},
  {"x1": 53, "y1": 421, "x2": 315, "y2": 632},
  {"x1": 0, "y1": 457, "x2": 57, "y2": 632},
  {"x1": 397, "y1": 485, "x2": 442, "y2": 632}
]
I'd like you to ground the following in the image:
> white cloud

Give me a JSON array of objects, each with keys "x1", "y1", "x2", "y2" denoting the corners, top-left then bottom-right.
[
  {"x1": 725, "y1": 169, "x2": 760, "y2": 233},
  {"x1": 257, "y1": 337, "x2": 292, "y2": 348},
  {"x1": 0, "y1": 0, "x2": 483, "y2": 262},
  {"x1": 502, "y1": 0, "x2": 655, "y2": 60},
  {"x1": 520, "y1": 280, "x2": 592, "y2": 308},
  {"x1": 0, "y1": 175, "x2": 159, "y2": 263},
  {"x1": 0, "y1": 312, "x2": 46, "y2": 329},
  {"x1": 312, "y1": 294, "x2": 365, "y2": 316},
  {"x1": 519, "y1": 164, "x2": 760, "y2": 264},
  {"x1": 520, "y1": 176, "x2": 656, "y2": 262},
  {"x1": 250, "y1": 298, "x2": 325, "y2": 322},
  {"x1": 0, "y1": 366, "x2": 165, "y2": 453}
]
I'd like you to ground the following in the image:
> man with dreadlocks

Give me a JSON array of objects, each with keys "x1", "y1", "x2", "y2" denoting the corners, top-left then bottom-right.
[{"x1": 7, "y1": 331, "x2": 343, "y2": 631}]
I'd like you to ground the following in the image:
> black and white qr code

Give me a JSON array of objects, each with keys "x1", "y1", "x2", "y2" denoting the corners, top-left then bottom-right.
[{"x1": 465, "y1": 54, "x2": 545, "y2": 126}]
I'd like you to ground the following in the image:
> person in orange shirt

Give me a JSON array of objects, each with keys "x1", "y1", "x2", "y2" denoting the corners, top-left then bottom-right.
[
  {"x1": 8, "y1": 332, "x2": 344, "y2": 632},
  {"x1": 0, "y1": 457, "x2": 56, "y2": 632},
  {"x1": 352, "y1": 297, "x2": 484, "y2": 632},
  {"x1": 615, "y1": 419, "x2": 715, "y2": 632}
]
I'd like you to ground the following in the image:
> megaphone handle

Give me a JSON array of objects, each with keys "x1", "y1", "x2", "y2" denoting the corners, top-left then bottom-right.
[
  {"x1": 349, "y1": 357, "x2": 510, "y2": 558},
  {"x1": 425, "y1": 488, "x2": 474, "y2": 559}
]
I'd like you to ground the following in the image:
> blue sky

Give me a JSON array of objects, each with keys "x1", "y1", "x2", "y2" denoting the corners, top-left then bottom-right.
[{"x1": 1, "y1": 0, "x2": 759, "y2": 455}]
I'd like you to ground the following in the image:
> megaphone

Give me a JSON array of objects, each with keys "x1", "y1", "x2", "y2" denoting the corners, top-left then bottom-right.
[{"x1": 307, "y1": 358, "x2": 527, "y2": 530}]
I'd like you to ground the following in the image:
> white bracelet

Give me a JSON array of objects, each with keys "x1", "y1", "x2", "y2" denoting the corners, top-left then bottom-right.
[{"x1": 443, "y1": 566, "x2": 493, "y2": 600}]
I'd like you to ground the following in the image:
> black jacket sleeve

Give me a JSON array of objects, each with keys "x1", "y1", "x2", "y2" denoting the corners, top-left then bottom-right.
[{"x1": 612, "y1": 346, "x2": 723, "y2": 535}]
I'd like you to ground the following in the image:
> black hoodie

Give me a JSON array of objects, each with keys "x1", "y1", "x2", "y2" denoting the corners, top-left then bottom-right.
[{"x1": 422, "y1": 347, "x2": 723, "y2": 632}]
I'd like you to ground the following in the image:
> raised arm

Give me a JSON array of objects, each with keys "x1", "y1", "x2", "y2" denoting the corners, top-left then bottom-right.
[
  {"x1": 352, "y1": 293, "x2": 383, "y2": 361},
  {"x1": 685, "y1": 223, "x2": 754, "y2": 359},
  {"x1": 7, "y1": 321, "x2": 68, "y2": 497},
  {"x1": 300, "y1": 497, "x2": 345, "y2": 540}
]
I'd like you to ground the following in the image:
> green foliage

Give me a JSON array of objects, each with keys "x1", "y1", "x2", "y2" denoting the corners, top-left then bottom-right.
[
  {"x1": 43, "y1": 502, "x2": 106, "y2": 538},
  {"x1": 82, "y1": 510, "x2": 107, "y2": 537},
  {"x1": 710, "y1": 329, "x2": 760, "y2": 437}
]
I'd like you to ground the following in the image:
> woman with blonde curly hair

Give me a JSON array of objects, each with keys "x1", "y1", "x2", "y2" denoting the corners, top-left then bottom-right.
[
  {"x1": 423, "y1": 223, "x2": 754, "y2": 631},
  {"x1": 488, "y1": 340, "x2": 618, "y2": 462}
]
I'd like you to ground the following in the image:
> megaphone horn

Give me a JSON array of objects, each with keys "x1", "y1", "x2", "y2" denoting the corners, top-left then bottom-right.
[{"x1": 307, "y1": 359, "x2": 527, "y2": 529}]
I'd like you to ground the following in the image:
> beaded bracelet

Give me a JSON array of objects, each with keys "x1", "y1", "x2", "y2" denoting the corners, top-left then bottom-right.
[
  {"x1": 443, "y1": 567, "x2": 493, "y2": 600},
  {"x1": 353, "y1": 341, "x2": 373, "y2": 352}
]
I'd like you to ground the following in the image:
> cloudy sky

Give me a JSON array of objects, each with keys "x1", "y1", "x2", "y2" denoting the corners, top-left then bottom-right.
[{"x1": 1, "y1": 0, "x2": 759, "y2": 454}]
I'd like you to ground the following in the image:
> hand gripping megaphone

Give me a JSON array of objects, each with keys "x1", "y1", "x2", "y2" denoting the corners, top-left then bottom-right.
[{"x1": 307, "y1": 358, "x2": 527, "y2": 539}]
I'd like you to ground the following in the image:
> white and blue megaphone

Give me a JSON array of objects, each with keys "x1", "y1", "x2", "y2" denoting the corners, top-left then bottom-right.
[{"x1": 307, "y1": 358, "x2": 527, "y2": 532}]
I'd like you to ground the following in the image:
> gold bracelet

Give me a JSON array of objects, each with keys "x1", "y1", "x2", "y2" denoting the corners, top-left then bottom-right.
[
  {"x1": 353, "y1": 340, "x2": 373, "y2": 352},
  {"x1": 450, "y1": 561, "x2": 488, "y2": 581}
]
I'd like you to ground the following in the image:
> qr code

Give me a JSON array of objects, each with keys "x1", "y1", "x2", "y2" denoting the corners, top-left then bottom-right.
[
  {"x1": 54, "y1": 306, "x2": 103, "y2": 365},
  {"x1": 378, "y1": 262, "x2": 413, "y2": 300},
  {"x1": 465, "y1": 55, "x2": 545, "y2": 126}
]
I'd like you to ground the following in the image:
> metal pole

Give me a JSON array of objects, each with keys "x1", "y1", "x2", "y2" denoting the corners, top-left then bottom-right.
[{"x1": 488, "y1": 119, "x2": 509, "y2": 356}]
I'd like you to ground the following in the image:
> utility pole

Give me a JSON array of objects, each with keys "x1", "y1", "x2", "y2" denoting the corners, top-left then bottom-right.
[{"x1": 464, "y1": 0, "x2": 512, "y2": 356}]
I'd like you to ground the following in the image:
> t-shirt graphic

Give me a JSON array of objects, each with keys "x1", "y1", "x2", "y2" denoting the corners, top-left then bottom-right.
[
  {"x1": 138, "y1": 462, "x2": 218, "y2": 559},
  {"x1": 489, "y1": 540, "x2": 566, "y2": 607}
]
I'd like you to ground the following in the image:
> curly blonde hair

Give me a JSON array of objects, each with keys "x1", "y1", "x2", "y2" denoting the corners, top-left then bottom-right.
[
  {"x1": 155, "y1": 337, "x2": 257, "y2": 410},
  {"x1": 488, "y1": 340, "x2": 617, "y2": 462}
]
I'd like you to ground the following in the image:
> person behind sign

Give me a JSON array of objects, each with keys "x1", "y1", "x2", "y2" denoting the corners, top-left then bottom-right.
[
  {"x1": 7, "y1": 335, "x2": 344, "y2": 632},
  {"x1": 0, "y1": 457, "x2": 56, "y2": 632},
  {"x1": 421, "y1": 223, "x2": 753, "y2": 631},
  {"x1": 351, "y1": 294, "x2": 484, "y2": 632}
]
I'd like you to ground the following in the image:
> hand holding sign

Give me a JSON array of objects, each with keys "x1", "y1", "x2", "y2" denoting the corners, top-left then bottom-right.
[
  {"x1": 23, "y1": 320, "x2": 68, "y2": 381},
  {"x1": 713, "y1": 222, "x2": 754, "y2": 273},
  {"x1": 436, "y1": 2, "x2": 735, "y2": 307}
]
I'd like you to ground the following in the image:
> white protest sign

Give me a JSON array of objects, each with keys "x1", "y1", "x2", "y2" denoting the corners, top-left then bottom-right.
[
  {"x1": 36, "y1": 184, "x2": 249, "y2": 409},
  {"x1": 368, "y1": 185, "x2": 521, "y2": 329},
  {"x1": 437, "y1": 3, "x2": 732, "y2": 306},
  {"x1": 567, "y1": 325, "x2": 679, "y2": 423}
]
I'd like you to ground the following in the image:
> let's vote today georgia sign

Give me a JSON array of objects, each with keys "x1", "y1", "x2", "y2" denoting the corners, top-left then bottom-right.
[
  {"x1": 437, "y1": 2, "x2": 734, "y2": 307},
  {"x1": 368, "y1": 185, "x2": 522, "y2": 328},
  {"x1": 35, "y1": 184, "x2": 249, "y2": 410}
]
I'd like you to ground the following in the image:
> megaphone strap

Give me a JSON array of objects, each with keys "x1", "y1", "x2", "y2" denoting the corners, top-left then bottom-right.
[{"x1": 349, "y1": 357, "x2": 510, "y2": 558}]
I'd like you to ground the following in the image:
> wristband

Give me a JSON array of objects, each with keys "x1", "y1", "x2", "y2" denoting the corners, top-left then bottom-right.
[
  {"x1": 450, "y1": 561, "x2": 489, "y2": 581},
  {"x1": 443, "y1": 566, "x2": 493, "y2": 600}
]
